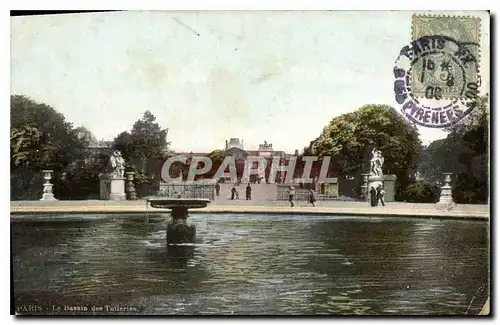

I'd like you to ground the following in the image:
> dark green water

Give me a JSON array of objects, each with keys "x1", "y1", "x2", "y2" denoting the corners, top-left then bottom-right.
[{"x1": 11, "y1": 214, "x2": 489, "y2": 315}]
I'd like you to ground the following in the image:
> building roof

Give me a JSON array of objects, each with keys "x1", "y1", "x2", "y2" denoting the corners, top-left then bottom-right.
[
  {"x1": 226, "y1": 138, "x2": 244, "y2": 150},
  {"x1": 174, "y1": 147, "x2": 290, "y2": 158},
  {"x1": 173, "y1": 152, "x2": 210, "y2": 157}
]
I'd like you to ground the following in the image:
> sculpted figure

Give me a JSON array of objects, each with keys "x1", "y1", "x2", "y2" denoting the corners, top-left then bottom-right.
[
  {"x1": 370, "y1": 148, "x2": 384, "y2": 177},
  {"x1": 110, "y1": 150, "x2": 126, "y2": 178}
]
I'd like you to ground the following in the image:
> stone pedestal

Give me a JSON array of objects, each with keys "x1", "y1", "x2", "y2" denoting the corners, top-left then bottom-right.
[
  {"x1": 126, "y1": 172, "x2": 137, "y2": 200},
  {"x1": 109, "y1": 177, "x2": 126, "y2": 201},
  {"x1": 40, "y1": 170, "x2": 57, "y2": 201},
  {"x1": 361, "y1": 173, "x2": 370, "y2": 201},
  {"x1": 367, "y1": 174, "x2": 397, "y2": 202},
  {"x1": 99, "y1": 173, "x2": 111, "y2": 200},
  {"x1": 438, "y1": 173, "x2": 454, "y2": 204},
  {"x1": 382, "y1": 175, "x2": 397, "y2": 202},
  {"x1": 147, "y1": 198, "x2": 210, "y2": 245},
  {"x1": 167, "y1": 207, "x2": 195, "y2": 244}
]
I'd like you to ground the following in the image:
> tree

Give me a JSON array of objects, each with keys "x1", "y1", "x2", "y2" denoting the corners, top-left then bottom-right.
[
  {"x1": 113, "y1": 111, "x2": 169, "y2": 164},
  {"x1": 112, "y1": 111, "x2": 170, "y2": 196},
  {"x1": 417, "y1": 95, "x2": 489, "y2": 203},
  {"x1": 404, "y1": 181, "x2": 441, "y2": 203},
  {"x1": 10, "y1": 95, "x2": 89, "y2": 200},
  {"x1": 208, "y1": 149, "x2": 227, "y2": 163},
  {"x1": 74, "y1": 126, "x2": 97, "y2": 147},
  {"x1": 308, "y1": 104, "x2": 422, "y2": 200},
  {"x1": 11, "y1": 123, "x2": 43, "y2": 168},
  {"x1": 113, "y1": 131, "x2": 134, "y2": 160},
  {"x1": 202, "y1": 149, "x2": 227, "y2": 179},
  {"x1": 130, "y1": 110, "x2": 169, "y2": 161},
  {"x1": 11, "y1": 95, "x2": 85, "y2": 172},
  {"x1": 445, "y1": 95, "x2": 488, "y2": 135},
  {"x1": 57, "y1": 152, "x2": 109, "y2": 200}
]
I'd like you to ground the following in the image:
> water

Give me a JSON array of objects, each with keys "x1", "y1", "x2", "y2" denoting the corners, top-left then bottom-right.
[{"x1": 11, "y1": 214, "x2": 489, "y2": 315}]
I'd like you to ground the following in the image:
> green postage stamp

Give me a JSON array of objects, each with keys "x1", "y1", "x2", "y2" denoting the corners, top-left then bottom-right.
[
  {"x1": 410, "y1": 14, "x2": 481, "y2": 100},
  {"x1": 394, "y1": 13, "x2": 485, "y2": 128}
]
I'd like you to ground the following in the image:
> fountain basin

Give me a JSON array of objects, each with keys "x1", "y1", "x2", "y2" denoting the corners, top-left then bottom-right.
[
  {"x1": 146, "y1": 197, "x2": 210, "y2": 210},
  {"x1": 146, "y1": 197, "x2": 211, "y2": 244}
]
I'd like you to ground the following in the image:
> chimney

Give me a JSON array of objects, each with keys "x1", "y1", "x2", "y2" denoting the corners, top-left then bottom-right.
[{"x1": 225, "y1": 140, "x2": 228, "y2": 150}]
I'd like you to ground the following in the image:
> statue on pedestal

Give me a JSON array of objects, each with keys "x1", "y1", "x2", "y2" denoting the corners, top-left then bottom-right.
[
  {"x1": 108, "y1": 151, "x2": 127, "y2": 201},
  {"x1": 364, "y1": 147, "x2": 396, "y2": 203},
  {"x1": 370, "y1": 148, "x2": 384, "y2": 177},
  {"x1": 110, "y1": 150, "x2": 125, "y2": 178}
]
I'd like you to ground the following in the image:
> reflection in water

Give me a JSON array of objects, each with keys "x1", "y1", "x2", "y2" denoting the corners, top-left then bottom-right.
[
  {"x1": 167, "y1": 245, "x2": 195, "y2": 262},
  {"x1": 11, "y1": 214, "x2": 489, "y2": 315}
]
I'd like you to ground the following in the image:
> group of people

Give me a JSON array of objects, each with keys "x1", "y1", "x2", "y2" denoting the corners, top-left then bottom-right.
[
  {"x1": 216, "y1": 181, "x2": 384, "y2": 207},
  {"x1": 221, "y1": 183, "x2": 253, "y2": 200},
  {"x1": 214, "y1": 182, "x2": 317, "y2": 206},
  {"x1": 369, "y1": 185, "x2": 386, "y2": 207},
  {"x1": 287, "y1": 185, "x2": 316, "y2": 207}
]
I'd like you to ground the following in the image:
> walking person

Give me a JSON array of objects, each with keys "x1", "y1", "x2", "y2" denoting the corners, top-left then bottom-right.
[
  {"x1": 246, "y1": 183, "x2": 252, "y2": 200},
  {"x1": 369, "y1": 186, "x2": 377, "y2": 207},
  {"x1": 215, "y1": 182, "x2": 220, "y2": 199},
  {"x1": 231, "y1": 186, "x2": 236, "y2": 200},
  {"x1": 288, "y1": 185, "x2": 295, "y2": 207},
  {"x1": 376, "y1": 185, "x2": 386, "y2": 207},
  {"x1": 309, "y1": 189, "x2": 317, "y2": 207}
]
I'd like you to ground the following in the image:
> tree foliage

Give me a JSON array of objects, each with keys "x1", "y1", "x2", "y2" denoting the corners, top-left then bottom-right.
[
  {"x1": 308, "y1": 104, "x2": 422, "y2": 199},
  {"x1": 116, "y1": 110, "x2": 169, "y2": 160},
  {"x1": 112, "y1": 111, "x2": 170, "y2": 196},
  {"x1": 417, "y1": 95, "x2": 489, "y2": 203},
  {"x1": 11, "y1": 95, "x2": 85, "y2": 172},
  {"x1": 10, "y1": 95, "x2": 93, "y2": 200},
  {"x1": 57, "y1": 153, "x2": 109, "y2": 200},
  {"x1": 404, "y1": 181, "x2": 441, "y2": 203},
  {"x1": 74, "y1": 126, "x2": 97, "y2": 147},
  {"x1": 10, "y1": 97, "x2": 173, "y2": 200},
  {"x1": 202, "y1": 149, "x2": 228, "y2": 179},
  {"x1": 10, "y1": 123, "x2": 43, "y2": 168}
]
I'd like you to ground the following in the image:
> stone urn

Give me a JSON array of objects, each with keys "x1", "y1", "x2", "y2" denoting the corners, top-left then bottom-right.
[
  {"x1": 126, "y1": 172, "x2": 137, "y2": 200},
  {"x1": 438, "y1": 173, "x2": 454, "y2": 204},
  {"x1": 40, "y1": 170, "x2": 57, "y2": 201}
]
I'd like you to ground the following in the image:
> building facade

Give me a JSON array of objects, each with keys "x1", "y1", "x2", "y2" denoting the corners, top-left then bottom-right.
[
  {"x1": 174, "y1": 138, "x2": 341, "y2": 186},
  {"x1": 223, "y1": 138, "x2": 289, "y2": 183}
]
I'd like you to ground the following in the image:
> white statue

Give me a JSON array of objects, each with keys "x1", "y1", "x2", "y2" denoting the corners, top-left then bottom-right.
[
  {"x1": 370, "y1": 148, "x2": 384, "y2": 177},
  {"x1": 110, "y1": 150, "x2": 125, "y2": 178}
]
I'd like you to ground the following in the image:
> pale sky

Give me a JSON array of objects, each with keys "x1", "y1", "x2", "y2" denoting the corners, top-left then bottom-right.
[{"x1": 10, "y1": 11, "x2": 490, "y2": 153}]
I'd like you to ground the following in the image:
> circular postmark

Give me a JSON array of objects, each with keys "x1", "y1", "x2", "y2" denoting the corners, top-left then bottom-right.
[{"x1": 393, "y1": 35, "x2": 480, "y2": 128}]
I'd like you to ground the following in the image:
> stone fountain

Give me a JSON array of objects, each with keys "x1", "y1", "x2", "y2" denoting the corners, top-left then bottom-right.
[{"x1": 146, "y1": 197, "x2": 210, "y2": 244}]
